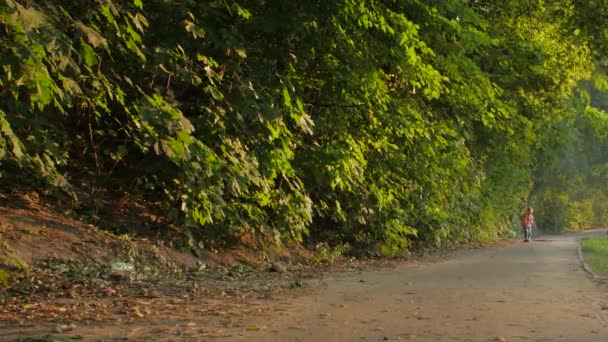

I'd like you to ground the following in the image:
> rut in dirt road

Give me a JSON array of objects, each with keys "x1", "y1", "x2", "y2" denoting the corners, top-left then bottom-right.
[{"x1": 235, "y1": 232, "x2": 608, "y2": 341}]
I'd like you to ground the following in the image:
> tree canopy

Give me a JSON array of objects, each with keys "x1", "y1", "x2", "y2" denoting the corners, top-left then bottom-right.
[{"x1": 1, "y1": 0, "x2": 607, "y2": 253}]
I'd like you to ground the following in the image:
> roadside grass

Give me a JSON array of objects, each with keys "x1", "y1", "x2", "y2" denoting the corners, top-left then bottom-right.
[{"x1": 580, "y1": 237, "x2": 608, "y2": 277}]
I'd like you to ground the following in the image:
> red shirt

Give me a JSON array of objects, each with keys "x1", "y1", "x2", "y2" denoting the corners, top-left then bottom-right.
[{"x1": 521, "y1": 213, "x2": 534, "y2": 227}]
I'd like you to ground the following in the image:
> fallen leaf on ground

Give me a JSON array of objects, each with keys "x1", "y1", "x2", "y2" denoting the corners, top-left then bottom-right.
[
  {"x1": 103, "y1": 287, "x2": 118, "y2": 296},
  {"x1": 201, "y1": 328, "x2": 226, "y2": 336},
  {"x1": 45, "y1": 305, "x2": 67, "y2": 313}
]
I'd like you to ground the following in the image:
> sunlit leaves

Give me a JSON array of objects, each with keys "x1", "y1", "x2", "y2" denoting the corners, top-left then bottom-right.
[{"x1": 0, "y1": 0, "x2": 605, "y2": 252}]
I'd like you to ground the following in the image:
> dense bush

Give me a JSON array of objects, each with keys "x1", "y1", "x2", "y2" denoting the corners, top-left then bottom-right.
[
  {"x1": 1, "y1": 0, "x2": 607, "y2": 252},
  {"x1": 532, "y1": 76, "x2": 608, "y2": 232}
]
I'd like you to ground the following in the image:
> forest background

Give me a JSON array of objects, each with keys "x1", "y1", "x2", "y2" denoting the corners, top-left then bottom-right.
[{"x1": 2, "y1": 0, "x2": 608, "y2": 256}]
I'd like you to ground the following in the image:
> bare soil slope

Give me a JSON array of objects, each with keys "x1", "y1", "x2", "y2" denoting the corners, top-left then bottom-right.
[
  {"x1": 1, "y1": 196, "x2": 607, "y2": 341},
  {"x1": 0, "y1": 196, "x2": 319, "y2": 341}
]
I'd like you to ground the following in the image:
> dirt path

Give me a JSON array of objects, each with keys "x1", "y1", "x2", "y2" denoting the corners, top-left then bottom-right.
[
  {"x1": 3, "y1": 232, "x2": 608, "y2": 341},
  {"x1": 232, "y1": 232, "x2": 608, "y2": 341}
]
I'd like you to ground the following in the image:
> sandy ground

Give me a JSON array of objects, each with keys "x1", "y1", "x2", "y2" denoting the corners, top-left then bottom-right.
[
  {"x1": 231, "y1": 231, "x2": 608, "y2": 342},
  {"x1": 3, "y1": 231, "x2": 608, "y2": 341}
]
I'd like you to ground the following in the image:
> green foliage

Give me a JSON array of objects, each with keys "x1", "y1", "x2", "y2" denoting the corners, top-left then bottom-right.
[
  {"x1": 0, "y1": 269, "x2": 11, "y2": 287},
  {"x1": 532, "y1": 69, "x2": 608, "y2": 231},
  {"x1": 314, "y1": 241, "x2": 350, "y2": 264},
  {"x1": 0, "y1": 0, "x2": 606, "y2": 253}
]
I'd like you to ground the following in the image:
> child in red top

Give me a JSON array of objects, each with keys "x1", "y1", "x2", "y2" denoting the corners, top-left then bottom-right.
[{"x1": 521, "y1": 207, "x2": 534, "y2": 242}]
